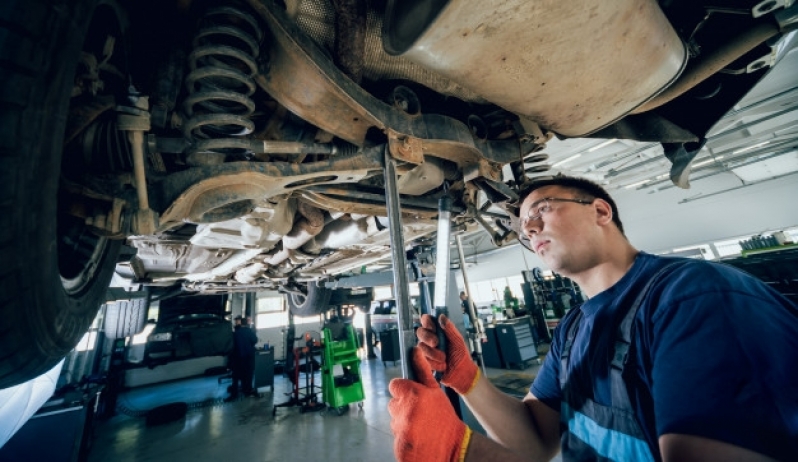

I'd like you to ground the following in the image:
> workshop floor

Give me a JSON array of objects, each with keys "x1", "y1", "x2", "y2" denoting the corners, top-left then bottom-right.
[{"x1": 88, "y1": 351, "x2": 546, "y2": 462}]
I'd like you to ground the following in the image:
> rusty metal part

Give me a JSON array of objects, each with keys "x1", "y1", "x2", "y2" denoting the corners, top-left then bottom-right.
[
  {"x1": 118, "y1": 99, "x2": 159, "y2": 235},
  {"x1": 331, "y1": 0, "x2": 366, "y2": 83},
  {"x1": 396, "y1": 157, "x2": 447, "y2": 196},
  {"x1": 65, "y1": 95, "x2": 115, "y2": 145},
  {"x1": 302, "y1": 216, "x2": 381, "y2": 252},
  {"x1": 286, "y1": 0, "x2": 484, "y2": 103},
  {"x1": 383, "y1": 0, "x2": 686, "y2": 137},
  {"x1": 183, "y1": 5, "x2": 263, "y2": 155},
  {"x1": 282, "y1": 202, "x2": 325, "y2": 250},
  {"x1": 154, "y1": 146, "x2": 385, "y2": 229},
  {"x1": 234, "y1": 262, "x2": 266, "y2": 283},
  {"x1": 387, "y1": 129, "x2": 424, "y2": 164},
  {"x1": 633, "y1": 21, "x2": 781, "y2": 114},
  {"x1": 472, "y1": 207, "x2": 517, "y2": 247},
  {"x1": 127, "y1": 238, "x2": 236, "y2": 276},
  {"x1": 152, "y1": 136, "x2": 337, "y2": 155},
  {"x1": 61, "y1": 179, "x2": 129, "y2": 238},
  {"x1": 245, "y1": 0, "x2": 521, "y2": 167},
  {"x1": 302, "y1": 185, "x2": 466, "y2": 214},
  {"x1": 85, "y1": 198, "x2": 126, "y2": 237}
]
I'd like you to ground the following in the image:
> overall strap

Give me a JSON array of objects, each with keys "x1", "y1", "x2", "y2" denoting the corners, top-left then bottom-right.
[
  {"x1": 559, "y1": 309, "x2": 584, "y2": 387},
  {"x1": 610, "y1": 261, "x2": 684, "y2": 410}
]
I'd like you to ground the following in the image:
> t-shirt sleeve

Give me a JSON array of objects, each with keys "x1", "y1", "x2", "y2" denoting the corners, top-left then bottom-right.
[
  {"x1": 646, "y1": 270, "x2": 798, "y2": 458},
  {"x1": 530, "y1": 328, "x2": 563, "y2": 411}
]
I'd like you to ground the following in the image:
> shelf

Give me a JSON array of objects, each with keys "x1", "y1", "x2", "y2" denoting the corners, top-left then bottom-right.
[{"x1": 740, "y1": 242, "x2": 798, "y2": 257}]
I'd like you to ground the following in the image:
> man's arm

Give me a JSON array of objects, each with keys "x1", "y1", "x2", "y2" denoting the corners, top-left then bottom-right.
[
  {"x1": 461, "y1": 377, "x2": 561, "y2": 461},
  {"x1": 659, "y1": 434, "x2": 777, "y2": 462}
]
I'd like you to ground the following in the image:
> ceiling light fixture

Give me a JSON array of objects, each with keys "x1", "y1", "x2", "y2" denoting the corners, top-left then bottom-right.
[
  {"x1": 587, "y1": 138, "x2": 618, "y2": 152},
  {"x1": 624, "y1": 179, "x2": 650, "y2": 189},
  {"x1": 551, "y1": 153, "x2": 582, "y2": 167},
  {"x1": 732, "y1": 141, "x2": 770, "y2": 155},
  {"x1": 692, "y1": 158, "x2": 715, "y2": 168}
]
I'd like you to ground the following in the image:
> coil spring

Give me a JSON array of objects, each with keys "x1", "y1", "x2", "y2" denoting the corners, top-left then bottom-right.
[{"x1": 183, "y1": 5, "x2": 263, "y2": 157}]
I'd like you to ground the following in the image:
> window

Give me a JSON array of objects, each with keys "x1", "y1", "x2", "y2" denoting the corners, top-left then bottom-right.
[
  {"x1": 257, "y1": 295, "x2": 286, "y2": 328},
  {"x1": 713, "y1": 238, "x2": 744, "y2": 258},
  {"x1": 670, "y1": 244, "x2": 715, "y2": 260},
  {"x1": 506, "y1": 275, "x2": 524, "y2": 299},
  {"x1": 131, "y1": 301, "x2": 159, "y2": 345},
  {"x1": 374, "y1": 285, "x2": 393, "y2": 300}
]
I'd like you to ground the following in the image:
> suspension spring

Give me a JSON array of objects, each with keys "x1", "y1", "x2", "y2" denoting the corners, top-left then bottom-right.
[{"x1": 183, "y1": 5, "x2": 263, "y2": 159}]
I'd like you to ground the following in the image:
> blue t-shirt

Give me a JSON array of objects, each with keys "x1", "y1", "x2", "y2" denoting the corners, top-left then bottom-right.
[{"x1": 531, "y1": 252, "x2": 798, "y2": 460}]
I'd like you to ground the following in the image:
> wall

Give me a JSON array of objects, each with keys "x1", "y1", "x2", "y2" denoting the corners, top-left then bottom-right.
[{"x1": 458, "y1": 171, "x2": 798, "y2": 284}]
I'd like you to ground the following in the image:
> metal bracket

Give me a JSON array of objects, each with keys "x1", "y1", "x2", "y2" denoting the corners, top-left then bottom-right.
[
  {"x1": 387, "y1": 129, "x2": 424, "y2": 164},
  {"x1": 752, "y1": 0, "x2": 795, "y2": 18}
]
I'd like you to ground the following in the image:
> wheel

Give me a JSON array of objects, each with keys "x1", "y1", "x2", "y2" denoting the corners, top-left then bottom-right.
[
  {"x1": 286, "y1": 282, "x2": 332, "y2": 318},
  {"x1": 103, "y1": 296, "x2": 149, "y2": 340},
  {"x1": 328, "y1": 287, "x2": 374, "y2": 310},
  {"x1": 335, "y1": 405, "x2": 348, "y2": 416},
  {"x1": 0, "y1": 0, "x2": 126, "y2": 388}
]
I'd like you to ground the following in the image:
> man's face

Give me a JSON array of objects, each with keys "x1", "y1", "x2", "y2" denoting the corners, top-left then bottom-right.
[{"x1": 519, "y1": 185, "x2": 600, "y2": 276}]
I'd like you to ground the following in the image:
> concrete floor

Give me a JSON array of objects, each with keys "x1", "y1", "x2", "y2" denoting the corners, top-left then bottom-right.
[{"x1": 88, "y1": 353, "x2": 544, "y2": 462}]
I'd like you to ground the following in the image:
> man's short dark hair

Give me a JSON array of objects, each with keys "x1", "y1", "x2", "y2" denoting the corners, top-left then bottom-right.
[{"x1": 518, "y1": 175, "x2": 625, "y2": 234}]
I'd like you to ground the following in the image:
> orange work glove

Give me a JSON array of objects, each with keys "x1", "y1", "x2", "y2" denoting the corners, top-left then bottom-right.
[
  {"x1": 416, "y1": 314, "x2": 479, "y2": 395},
  {"x1": 389, "y1": 347, "x2": 473, "y2": 462}
]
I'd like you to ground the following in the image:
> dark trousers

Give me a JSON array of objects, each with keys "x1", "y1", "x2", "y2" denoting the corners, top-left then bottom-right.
[{"x1": 231, "y1": 355, "x2": 255, "y2": 395}]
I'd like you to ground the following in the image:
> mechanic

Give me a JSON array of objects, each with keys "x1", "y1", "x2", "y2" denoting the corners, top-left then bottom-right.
[
  {"x1": 388, "y1": 175, "x2": 798, "y2": 461},
  {"x1": 226, "y1": 316, "x2": 260, "y2": 400},
  {"x1": 459, "y1": 291, "x2": 473, "y2": 330}
]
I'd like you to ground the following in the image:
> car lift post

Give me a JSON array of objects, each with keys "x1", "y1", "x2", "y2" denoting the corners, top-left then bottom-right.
[
  {"x1": 383, "y1": 147, "x2": 464, "y2": 415},
  {"x1": 383, "y1": 147, "x2": 416, "y2": 380},
  {"x1": 455, "y1": 234, "x2": 487, "y2": 375}
]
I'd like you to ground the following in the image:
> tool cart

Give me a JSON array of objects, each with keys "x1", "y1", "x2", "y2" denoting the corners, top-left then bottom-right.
[{"x1": 321, "y1": 322, "x2": 364, "y2": 415}]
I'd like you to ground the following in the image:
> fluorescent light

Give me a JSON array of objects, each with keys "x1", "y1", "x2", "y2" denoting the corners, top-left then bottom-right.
[
  {"x1": 656, "y1": 173, "x2": 669, "y2": 180},
  {"x1": 624, "y1": 179, "x2": 649, "y2": 189},
  {"x1": 692, "y1": 159, "x2": 714, "y2": 168},
  {"x1": 587, "y1": 139, "x2": 617, "y2": 152},
  {"x1": 732, "y1": 141, "x2": 770, "y2": 155},
  {"x1": 693, "y1": 154, "x2": 726, "y2": 168},
  {"x1": 552, "y1": 153, "x2": 582, "y2": 167}
]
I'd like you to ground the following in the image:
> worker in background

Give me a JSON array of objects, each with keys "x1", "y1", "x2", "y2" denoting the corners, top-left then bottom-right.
[
  {"x1": 226, "y1": 316, "x2": 260, "y2": 400},
  {"x1": 459, "y1": 291, "x2": 472, "y2": 330},
  {"x1": 388, "y1": 175, "x2": 798, "y2": 461}
]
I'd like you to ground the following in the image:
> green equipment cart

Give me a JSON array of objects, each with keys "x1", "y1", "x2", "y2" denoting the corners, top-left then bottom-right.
[{"x1": 321, "y1": 323, "x2": 365, "y2": 415}]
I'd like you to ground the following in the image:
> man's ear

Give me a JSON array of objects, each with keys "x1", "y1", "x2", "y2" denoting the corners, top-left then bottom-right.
[{"x1": 593, "y1": 198, "x2": 614, "y2": 227}]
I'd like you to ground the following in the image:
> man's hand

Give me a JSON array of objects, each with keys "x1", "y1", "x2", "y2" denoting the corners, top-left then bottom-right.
[
  {"x1": 389, "y1": 347, "x2": 473, "y2": 462},
  {"x1": 416, "y1": 314, "x2": 479, "y2": 395}
]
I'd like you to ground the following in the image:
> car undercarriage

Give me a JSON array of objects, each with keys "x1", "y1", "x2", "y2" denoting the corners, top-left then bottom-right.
[{"x1": 0, "y1": 0, "x2": 796, "y2": 387}]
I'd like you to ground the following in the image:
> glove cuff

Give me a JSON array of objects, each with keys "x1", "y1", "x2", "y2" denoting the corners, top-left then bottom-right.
[
  {"x1": 458, "y1": 426, "x2": 473, "y2": 462},
  {"x1": 450, "y1": 366, "x2": 480, "y2": 396}
]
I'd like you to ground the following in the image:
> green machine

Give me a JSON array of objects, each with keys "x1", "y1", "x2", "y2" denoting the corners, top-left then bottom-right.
[{"x1": 321, "y1": 323, "x2": 365, "y2": 415}]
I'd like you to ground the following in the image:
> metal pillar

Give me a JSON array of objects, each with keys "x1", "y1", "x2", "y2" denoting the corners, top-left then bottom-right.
[
  {"x1": 456, "y1": 234, "x2": 487, "y2": 375},
  {"x1": 383, "y1": 146, "x2": 416, "y2": 380}
]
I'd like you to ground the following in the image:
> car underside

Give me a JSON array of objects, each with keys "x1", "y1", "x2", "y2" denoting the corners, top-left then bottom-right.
[{"x1": 0, "y1": 0, "x2": 795, "y2": 387}]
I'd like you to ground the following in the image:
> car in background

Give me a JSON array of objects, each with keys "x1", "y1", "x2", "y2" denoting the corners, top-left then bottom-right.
[{"x1": 143, "y1": 294, "x2": 233, "y2": 367}]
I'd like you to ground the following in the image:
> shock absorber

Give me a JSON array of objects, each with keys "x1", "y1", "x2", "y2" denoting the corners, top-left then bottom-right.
[{"x1": 183, "y1": 5, "x2": 263, "y2": 164}]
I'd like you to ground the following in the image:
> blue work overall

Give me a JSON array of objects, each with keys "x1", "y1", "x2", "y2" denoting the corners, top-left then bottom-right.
[{"x1": 557, "y1": 264, "x2": 682, "y2": 462}]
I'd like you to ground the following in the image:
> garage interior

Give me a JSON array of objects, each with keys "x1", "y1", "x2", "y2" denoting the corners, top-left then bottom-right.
[{"x1": 1, "y1": 2, "x2": 798, "y2": 462}]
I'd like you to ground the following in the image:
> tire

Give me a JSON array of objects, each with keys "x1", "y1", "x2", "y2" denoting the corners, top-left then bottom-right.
[
  {"x1": 0, "y1": 0, "x2": 124, "y2": 388},
  {"x1": 286, "y1": 283, "x2": 332, "y2": 318},
  {"x1": 329, "y1": 287, "x2": 374, "y2": 311},
  {"x1": 104, "y1": 298, "x2": 149, "y2": 340}
]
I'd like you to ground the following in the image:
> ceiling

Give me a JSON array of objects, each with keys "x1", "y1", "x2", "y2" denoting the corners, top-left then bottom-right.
[{"x1": 458, "y1": 31, "x2": 798, "y2": 276}]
